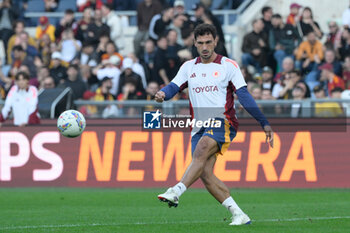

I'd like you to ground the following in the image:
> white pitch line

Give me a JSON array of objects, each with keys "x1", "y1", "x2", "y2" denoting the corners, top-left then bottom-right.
[{"x1": 1, "y1": 216, "x2": 350, "y2": 230}]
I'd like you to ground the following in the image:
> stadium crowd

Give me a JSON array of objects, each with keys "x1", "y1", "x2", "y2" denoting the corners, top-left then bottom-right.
[{"x1": 0, "y1": 0, "x2": 350, "y2": 123}]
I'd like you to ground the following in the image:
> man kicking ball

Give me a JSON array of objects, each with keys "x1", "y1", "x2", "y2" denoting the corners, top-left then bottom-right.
[{"x1": 155, "y1": 24, "x2": 273, "y2": 226}]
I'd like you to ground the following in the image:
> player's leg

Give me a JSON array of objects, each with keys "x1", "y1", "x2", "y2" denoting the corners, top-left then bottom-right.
[
  {"x1": 158, "y1": 135, "x2": 219, "y2": 207},
  {"x1": 200, "y1": 155, "x2": 251, "y2": 225},
  {"x1": 180, "y1": 135, "x2": 219, "y2": 187}
]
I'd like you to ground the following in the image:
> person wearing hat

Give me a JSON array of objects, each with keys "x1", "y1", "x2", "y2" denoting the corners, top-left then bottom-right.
[
  {"x1": 261, "y1": 66, "x2": 274, "y2": 90},
  {"x1": 117, "y1": 57, "x2": 145, "y2": 97},
  {"x1": 49, "y1": 51, "x2": 68, "y2": 85},
  {"x1": 95, "y1": 55, "x2": 121, "y2": 96},
  {"x1": 35, "y1": 16, "x2": 56, "y2": 42},
  {"x1": 319, "y1": 63, "x2": 345, "y2": 95},
  {"x1": 286, "y1": 3, "x2": 301, "y2": 26}
]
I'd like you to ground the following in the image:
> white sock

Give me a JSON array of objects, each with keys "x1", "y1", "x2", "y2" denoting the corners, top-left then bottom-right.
[
  {"x1": 172, "y1": 182, "x2": 187, "y2": 197},
  {"x1": 222, "y1": 196, "x2": 244, "y2": 215}
]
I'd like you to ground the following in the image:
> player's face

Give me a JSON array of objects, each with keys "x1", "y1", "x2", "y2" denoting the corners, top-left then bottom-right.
[{"x1": 195, "y1": 34, "x2": 217, "y2": 61}]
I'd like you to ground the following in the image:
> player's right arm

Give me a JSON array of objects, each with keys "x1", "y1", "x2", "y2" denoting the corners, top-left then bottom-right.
[{"x1": 155, "y1": 61, "x2": 189, "y2": 103}]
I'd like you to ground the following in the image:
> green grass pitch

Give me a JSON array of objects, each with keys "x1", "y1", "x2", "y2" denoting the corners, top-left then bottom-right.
[{"x1": 0, "y1": 188, "x2": 349, "y2": 233}]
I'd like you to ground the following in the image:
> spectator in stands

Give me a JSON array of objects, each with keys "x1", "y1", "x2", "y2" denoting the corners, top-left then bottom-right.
[
  {"x1": 286, "y1": 2, "x2": 301, "y2": 27},
  {"x1": 342, "y1": 1, "x2": 350, "y2": 28},
  {"x1": 100, "y1": 41, "x2": 123, "y2": 66},
  {"x1": 323, "y1": 49, "x2": 342, "y2": 77},
  {"x1": 297, "y1": 7, "x2": 323, "y2": 39},
  {"x1": 101, "y1": 3, "x2": 125, "y2": 54},
  {"x1": 134, "y1": 0, "x2": 162, "y2": 57},
  {"x1": 126, "y1": 53, "x2": 147, "y2": 89},
  {"x1": 261, "y1": 88, "x2": 273, "y2": 100},
  {"x1": 343, "y1": 55, "x2": 350, "y2": 88},
  {"x1": 154, "y1": 35, "x2": 169, "y2": 85},
  {"x1": 58, "y1": 28, "x2": 82, "y2": 62},
  {"x1": 80, "y1": 64, "x2": 98, "y2": 89},
  {"x1": 35, "y1": 16, "x2": 56, "y2": 43},
  {"x1": 169, "y1": 13, "x2": 187, "y2": 46},
  {"x1": 42, "y1": 76, "x2": 56, "y2": 89},
  {"x1": 290, "y1": 81, "x2": 309, "y2": 117},
  {"x1": 86, "y1": 9, "x2": 110, "y2": 47},
  {"x1": 55, "y1": 9, "x2": 78, "y2": 42},
  {"x1": 149, "y1": 6, "x2": 174, "y2": 41},
  {"x1": 305, "y1": 49, "x2": 342, "y2": 92},
  {"x1": 330, "y1": 87, "x2": 344, "y2": 99},
  {"x1": 145, "y1": 81, "x2": 159, "y2": 100},
  {"x1": 19, "y1": 64, "x2": 37, "y2": 86},
  {"x1": 272, "y1": 70, "x2": 302, "y2": 99},
  {"x1": 44, "y1": 0, "x2": 58, "y2": 12},
  {"x1": 261, "y1": 6, "x2": 273, "y2": 35},
  {"x1": 38, "y1": 34, "x2": 52, "y2": 66},
  {"x1": 77, "y1": 41, "x2": 98, "y2": 67},
  {"x1": 338, "y1": 28, "x2": 350, "y2": 61},
  {"x1": 7, "y1": 20, "x2": 36, "y2": 64},
  {"x1": 166, "y1": 29, "x2": 182, "y2": 77},
  {"x1": 250, "y1": 84, "x2": 262, "y2": 100},
  {"x1": 9, "y1": 45, "x2": 36, "y2": 79},
  {"x1": 37, "y1": 66, "x2": 50, "y2": 88},
  {"x1": 313, "y1": 85, "x2": 343, "y2": 117},
  {"x1": 174, "y1": 0, "x2": 185, "y2": 15},
  {"x1": 241, "y1": 19, "x2": 269, "y2": 72},
  {"x1": 140, "y1": 39, "x2": 156, "y2": 82},
  {"x1": 295, "y1": 31, "x2": 323, "y2": 74},
  {"x1": 260, "y1": 66, "x2": 274, "y2": 90},
  {"x1": 117, "y1": 77, "x2": 146, "y2": 101},
  {"x1": 49, "y1": 51, "x2": 67, "y2": 85},
  {"x1": 269, "y1": 13, "x2": 301, "y2": 72},
  {"x1": 59, "y1": 64, "x2": 87, "y2": 100},
  {"x1": 274, "y1": 56, "x2": 295, "y2": 83},
  {"x1": 319, "y1": 63, "x2": 345, "y2": 95},
  {"x1": 17, "y1": 31, "x2": 39, "y2": 59},
  {"x1": 76, "y1": 7, "x2": 93, "y2": 42},
  {"x1": 77, "y1": 0, "x2": 103, "y2": 12},
  {"x1": 325, "y1": 21, "x2": 342, "y2": 50},
  {"x1": 94, "y1": 55, "x2": 121, "y2": 96},
  {"x1": 0, "y1": 71, "x2": 40, "y2": 126},
  {"x1": 0, "y1": 0, "x2": 18, "y2": 60},
  {"x1": 117, "y1": 58, "x2": 145, "y2": 96},
  {"x1": 95, "y1": 33, "x2": 110, "y2": 59}
]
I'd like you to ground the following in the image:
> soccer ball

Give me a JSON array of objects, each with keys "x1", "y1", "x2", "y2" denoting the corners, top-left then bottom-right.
[{"x1": 57, "y1": 110, "x2": 86, "y2": 138}]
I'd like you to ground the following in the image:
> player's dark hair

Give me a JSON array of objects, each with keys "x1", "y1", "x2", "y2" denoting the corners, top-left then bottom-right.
[
  {"x1": 194, "y1": 23, "x2": 217, "y2": 40},
  {"x1": 15, "y1": 71, "x2": 30, "y2": 81},
  {"x1": 261, "y1": 6, "x2": 272, "y2": 15}
]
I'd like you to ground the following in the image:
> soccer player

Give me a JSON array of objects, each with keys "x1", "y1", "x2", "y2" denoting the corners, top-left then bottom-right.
[{"x1": 155, "y1": 24, "x2": 274, "y2": 225}]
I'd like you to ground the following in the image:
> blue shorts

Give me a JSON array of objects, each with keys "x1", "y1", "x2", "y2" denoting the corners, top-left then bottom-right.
[{"x1": 191, "y1": 118, "x2": 237, "y2": 156}]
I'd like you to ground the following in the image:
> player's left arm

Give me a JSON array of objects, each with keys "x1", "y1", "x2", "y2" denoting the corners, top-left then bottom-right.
[
  {"x1": 226, "y1": 58, "x2": 273, "y2": 147},
  {"x1": 236, "y1": 86, "x2": 273, "y2": 147}
]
